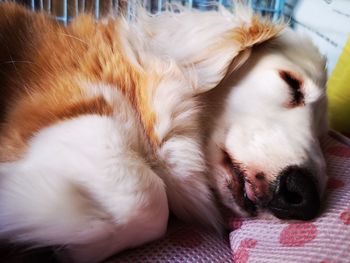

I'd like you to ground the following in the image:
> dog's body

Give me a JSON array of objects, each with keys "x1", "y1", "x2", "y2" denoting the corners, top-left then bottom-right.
[{"x1": 0, "y1": 3, "x2": 328, "y2": 262}]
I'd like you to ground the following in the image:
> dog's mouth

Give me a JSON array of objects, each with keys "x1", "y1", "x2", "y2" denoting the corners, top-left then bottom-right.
[{"x1": 221, "y1": 149, "x2": 257, "y2": 216}]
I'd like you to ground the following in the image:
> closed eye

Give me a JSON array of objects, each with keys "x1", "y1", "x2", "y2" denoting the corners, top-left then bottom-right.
[{"x1": 279, "y1": 70, "x2": 304, "y2": 107}]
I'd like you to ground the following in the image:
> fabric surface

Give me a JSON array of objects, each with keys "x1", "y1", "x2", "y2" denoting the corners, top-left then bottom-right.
[
  {"x1": 110, "y1": 133, "x2": 350, "y2": 263},
  {"x1": 108, "y1": 219, "x2": 232, "y2": 262}
]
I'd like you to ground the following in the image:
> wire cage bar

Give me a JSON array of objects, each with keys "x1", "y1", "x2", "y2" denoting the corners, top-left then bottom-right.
[{"x1": 1, "y1": 0, "x2": 285, "y2": 24}]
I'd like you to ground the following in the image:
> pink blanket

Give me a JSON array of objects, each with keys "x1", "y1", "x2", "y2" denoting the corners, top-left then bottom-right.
[{"x1": 110, "y1": 133, "x2": 350, "y2": 262}]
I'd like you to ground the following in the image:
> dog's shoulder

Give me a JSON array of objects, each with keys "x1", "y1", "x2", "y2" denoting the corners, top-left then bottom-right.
[
  {"x1": 0, "y1": 3, "x2": 51, "y2": 119},
  {"x1": 0, "y1": 4, "x2": 114, "y2": 161}
]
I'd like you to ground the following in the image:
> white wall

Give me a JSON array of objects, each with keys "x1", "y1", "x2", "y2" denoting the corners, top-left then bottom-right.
[{"x1": 285, "y1": 0, "x2": 350, "y2": 75}]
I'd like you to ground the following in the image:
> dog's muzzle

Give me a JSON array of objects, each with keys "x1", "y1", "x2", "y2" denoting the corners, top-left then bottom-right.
[{"x1": 268, "y1": 166, "x2": 320, "y2": 220}]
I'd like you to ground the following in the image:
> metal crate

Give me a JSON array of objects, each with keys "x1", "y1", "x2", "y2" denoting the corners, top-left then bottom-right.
[{"x1": 1, "y1": 0, "x2": 285, "y2": 24}]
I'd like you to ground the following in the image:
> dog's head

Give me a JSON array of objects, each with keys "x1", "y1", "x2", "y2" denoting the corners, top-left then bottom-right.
[
  {"x1": 148, "y1": 8, "x2": 328, "y2": 222},
  {"x1": 209, "y1": 28, "x2": 328, "y2": 220}
]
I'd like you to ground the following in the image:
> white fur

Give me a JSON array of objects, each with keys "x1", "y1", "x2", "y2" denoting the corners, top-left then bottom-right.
[
  {"x1": 135, "y1": 7, "x2": 328, "y2": 215},
  {"x1": 0, "y1": 114, "x2": 169, "y2": 263},
  {"x1": 0, "y1": 5, "x2": 328, "y2": 263},
  {"x1": 125, "y1": 6, "x2": 327, "y2": 221},
  {"x1": 139, "y1": 7, "x2": 252, "y2": 91},
  {"x1": 208, "y1": 32, "x2": 327, "y2": 213}
]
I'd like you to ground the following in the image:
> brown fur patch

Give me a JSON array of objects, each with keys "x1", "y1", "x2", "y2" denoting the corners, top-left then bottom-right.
[
  {"x1": 231, "y1": 15, "x2": 284, "y2": 49},
  {"x1": 0, "y1": 94, "x2": 113, "y2": 162},
  {"x1": 57, "y1": 96, "x2": 113, "y2": 120},
  {"x1": 0, "y1": 3, "x2": 158, "y2": 161},
  {"x1": 70, "y1": 17, "x2": 159, "y2": 146}
]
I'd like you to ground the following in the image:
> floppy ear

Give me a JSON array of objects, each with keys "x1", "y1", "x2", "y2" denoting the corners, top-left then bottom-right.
[{"x1": 187, "y1": 15, "x2": 284, "y2": 94}]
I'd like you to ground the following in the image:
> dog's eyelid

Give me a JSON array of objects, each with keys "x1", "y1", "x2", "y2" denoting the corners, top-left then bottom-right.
[{"x1": 278, "y1": 70, "x2": 305, "y2": 107}]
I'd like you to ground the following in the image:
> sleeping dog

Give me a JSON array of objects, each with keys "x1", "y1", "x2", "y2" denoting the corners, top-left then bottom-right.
[{"x1": 0, "y1": 3, "x2": 327, "y2": 262}]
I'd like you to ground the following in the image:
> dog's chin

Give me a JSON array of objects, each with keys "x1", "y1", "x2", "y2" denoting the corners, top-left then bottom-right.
[{"x1": 215, "y1": 149, "x2": 258, "y2": 218}]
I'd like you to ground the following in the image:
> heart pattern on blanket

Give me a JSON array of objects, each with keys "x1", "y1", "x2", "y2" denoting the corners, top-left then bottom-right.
[
  {"x1": 233, "y1": 238, "x2": 258, "y2": 263},
  {"x1": 340, "y1": 211, "x2": 350, "y2": 225},
  {"x1": 327, "y1": 177, "x2": 345, "y2": 190},
  {"x1": 279, "y1": 223, "x2": 317, "y2": 247},
  {"x1": 326, "y1": 145, "x2": 350, "y2": 157}
]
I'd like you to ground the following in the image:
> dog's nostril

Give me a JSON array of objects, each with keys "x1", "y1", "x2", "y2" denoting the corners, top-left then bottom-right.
[
  {"x1": 279, "y1": 174, "x2": 304, "y2": 205},
  {"x1": 269, "y1": 166, "x2": 320, "y2": 220},
  {"x1": 283, "y1": 190, "x2": 303, "y2": 205}
]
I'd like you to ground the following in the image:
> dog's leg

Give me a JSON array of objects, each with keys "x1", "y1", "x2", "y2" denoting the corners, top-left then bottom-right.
[
  {"x1": 65, "y1": 160, "x2": 168, "y2": 263},
  {"x1": 0, "y1": 116, "x2": 169, "y2": 263},
  {"x1": 61, "y1": 161, "x2": 169, "y2": 263},
  {"x1": 0, "y1": 156, "x2": 168, "y2": 263}
]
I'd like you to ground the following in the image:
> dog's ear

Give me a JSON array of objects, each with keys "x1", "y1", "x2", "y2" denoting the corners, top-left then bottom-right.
[
  {"x1": 192, "y1": 16, "x2": 284, "y2": 94},
  {"x1": 143, "y1": 8, "x2": 284, "y2": 93}
]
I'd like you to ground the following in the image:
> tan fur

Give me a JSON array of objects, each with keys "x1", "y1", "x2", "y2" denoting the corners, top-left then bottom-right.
[
  {"x1": 231, "y1": 15, "x2": 284, "y2": 48},
  {"x1": 0, "y1": 3, "x2": 158, "y2": 161},
  {"x1": 0, "y1": 3, "x2": 283, "y2": 162},
  {"x1": 0, "y1": 4, "x2": 328, "y2": 261}
]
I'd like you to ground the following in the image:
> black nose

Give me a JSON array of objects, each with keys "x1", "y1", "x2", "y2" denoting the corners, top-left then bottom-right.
[{"x1": 268, "y1": 166, "x2": 320, "y2": 220}]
